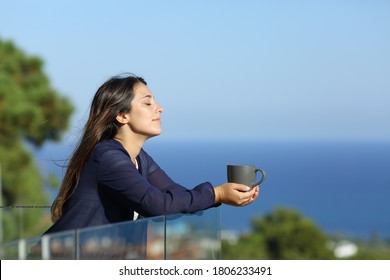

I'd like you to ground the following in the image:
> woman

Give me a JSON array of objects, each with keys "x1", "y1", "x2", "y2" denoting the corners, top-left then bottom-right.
[{"x1": 44, "y1": 74, "x2": 259, "y2": 234}]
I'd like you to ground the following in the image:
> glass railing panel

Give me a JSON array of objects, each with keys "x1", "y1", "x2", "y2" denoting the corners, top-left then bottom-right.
[
  {"x1": 0, "y1": 240, "x2": 20, "y2": 259},
  {"x1": 24, "y1": 236, "x2": 43, "y2": 259},
  {"x1": 39, "y1": 229, "x2": 77, "y2": 259},
  {"x1": 144, "y1": 216, "x2": 167, "y2": 260},
  {"x1": 77, "y1": 216, "x2": 165, "y2": 260},
  {"x1": 165, "y1": 207, "x2": 221, "y2": 260},
  {"x1": 1, "y1": 209, "x2": 221, "y2": 260},
  {"x1": 1, "y1": 235, "x2": 49, "y2": 260},
  {"x1": 0, "y1": 231, "x2": 76, "y2": 260}
]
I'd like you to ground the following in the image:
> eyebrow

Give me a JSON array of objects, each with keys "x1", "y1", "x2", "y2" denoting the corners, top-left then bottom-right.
[{"x1": 141, "y1": 94, "x2": 153, "y2": 99}]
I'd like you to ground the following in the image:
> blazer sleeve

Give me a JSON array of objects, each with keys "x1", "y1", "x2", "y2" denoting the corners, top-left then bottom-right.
[
  {"x1": 95, "y1": 147, "x2": 216, "y2": 218},
  {"x1": 138, "y1": 149, "x2": 197, "y2": 192}
]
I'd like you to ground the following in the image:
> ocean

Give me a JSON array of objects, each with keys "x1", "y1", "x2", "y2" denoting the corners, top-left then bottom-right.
[{"x1": 34, "y1": 139, "x2": 390, "y2": 240}]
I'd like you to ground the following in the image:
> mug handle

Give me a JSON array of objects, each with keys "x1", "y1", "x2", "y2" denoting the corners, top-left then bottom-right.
[{"x1": 252, "y1": 168, "x2": 266, "y2": 187}]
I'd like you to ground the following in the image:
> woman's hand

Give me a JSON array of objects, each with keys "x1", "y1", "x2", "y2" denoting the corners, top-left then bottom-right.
[{"x1": 214, "y1": 183, "x2": 259, "y2": 207}]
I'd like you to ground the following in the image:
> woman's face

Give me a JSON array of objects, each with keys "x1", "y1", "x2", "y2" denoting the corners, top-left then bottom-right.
[{"x1": 127, "y1": 83, "x2": 163, "y2": 139}]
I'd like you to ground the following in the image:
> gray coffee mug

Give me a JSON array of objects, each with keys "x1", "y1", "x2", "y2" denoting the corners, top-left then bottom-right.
[{"x1": 227, "y1": 165, "x2": 266, "y2": 188}]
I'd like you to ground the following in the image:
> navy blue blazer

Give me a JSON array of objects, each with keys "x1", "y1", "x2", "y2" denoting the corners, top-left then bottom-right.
[{"x1": 44, "y1": 139, "x2": 217, "y2": 234}]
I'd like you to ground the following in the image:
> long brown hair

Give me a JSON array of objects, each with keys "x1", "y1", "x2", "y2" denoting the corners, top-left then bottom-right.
[{"x1": 51, "y1": 74, "x2": 147, "y2": 222}]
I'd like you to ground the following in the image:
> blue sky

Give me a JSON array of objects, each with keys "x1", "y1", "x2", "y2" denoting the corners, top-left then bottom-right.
[{"x1": 1, "y1": 0, "x2": 389, "y2": 142}]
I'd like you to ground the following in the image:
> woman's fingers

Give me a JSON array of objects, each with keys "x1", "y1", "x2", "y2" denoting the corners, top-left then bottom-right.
[{"x1": 214, "y1": 183, "x2": 260, "y2": 206}]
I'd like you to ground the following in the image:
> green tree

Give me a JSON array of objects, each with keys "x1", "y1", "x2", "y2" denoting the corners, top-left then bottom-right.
[
  {"x1": 252, "y1": 207, "x2": 334, "y2": 259},
  {"x1": 0, "y1": 38, "x2": 74, "y2": 241},
  {"x1": 222, "y1": 207, "x2": 335, "y2": 259}
]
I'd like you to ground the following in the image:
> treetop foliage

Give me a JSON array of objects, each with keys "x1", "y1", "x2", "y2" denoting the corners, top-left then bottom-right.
[
  {"x1": 0, "y1": 38, "x2": 74, "y2": 146},
  {"x1": 0, "y1": 37, "x2": 74, "y2": 240}
]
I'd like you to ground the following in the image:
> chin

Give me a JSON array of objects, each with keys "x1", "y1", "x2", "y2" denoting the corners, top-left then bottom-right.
[{"x1": 146, "y1": 130, "x2": 162, "y2": 139}]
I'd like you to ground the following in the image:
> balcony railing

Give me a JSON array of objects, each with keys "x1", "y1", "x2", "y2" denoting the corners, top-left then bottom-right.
[{"x1": 0, "y1": 207, "x2": 221, "y2": 260}]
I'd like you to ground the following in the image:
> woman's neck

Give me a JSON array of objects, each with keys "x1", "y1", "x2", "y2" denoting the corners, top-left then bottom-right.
[{"x1": 114, "y1": 131, "x2": 146, "y2": 164}]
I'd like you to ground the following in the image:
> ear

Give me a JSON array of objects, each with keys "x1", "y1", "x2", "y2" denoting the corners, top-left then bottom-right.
[{"x1": 115, "y1": 112, "x2": 130, "y2": 124}]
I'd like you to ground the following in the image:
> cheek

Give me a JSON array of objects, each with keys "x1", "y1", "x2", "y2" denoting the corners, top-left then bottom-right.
[{"x1": 129, "y1": 113, "x2": 151, "y2": 130}]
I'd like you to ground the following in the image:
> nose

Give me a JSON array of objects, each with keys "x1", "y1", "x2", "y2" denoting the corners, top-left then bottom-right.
[{"x1": 156, "y1": 102, "x2": 163, "y2": 113}]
